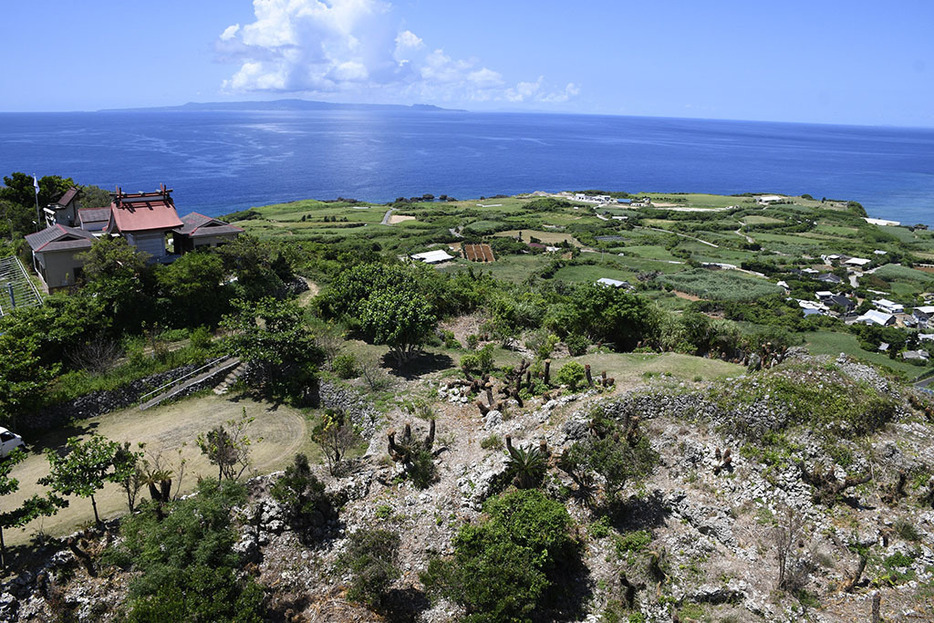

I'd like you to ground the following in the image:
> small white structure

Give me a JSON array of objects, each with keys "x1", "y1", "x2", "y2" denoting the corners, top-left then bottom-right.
[
  {"x1": 855, "y1": 310, "x2": 896, "y2": 326},
  {"x1": 865, "y1": 217, "x2": 900, "y2": 227},
  {"x1": 844, "y1": 257, "x2": 872, "y2": 268},
  {"x1": 756, "y1": 195, "x2": 785, "y2": 205},
  {"x1": 913, "y1": 306, "x2": 934, "y2": 324},
  {"x1": 874, "y1": 250, "x2": 888, "y2": 256},
  {"x1": 597, "y1": 278, "x2": 630, "y2": 289},
  {"x1": 815, "y1": 291, "x2": 834, "y2": 301},
  {"x1": 411, "y1": 250, "x2": 455, "y2": 264},
  {"x1": 873, "y1": 299, "x2": 905, "y2": 314}
]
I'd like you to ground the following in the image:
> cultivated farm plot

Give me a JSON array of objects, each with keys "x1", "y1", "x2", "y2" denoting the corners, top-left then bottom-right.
[
  {"x1": 494, "y1": 229, "x2": 582, "y2": 247},
  {"x1": 659, "y1": 268, "x2": 782, "y2": 301},
  {"x1": 5, "y1": 394, "x2": 313, "y2": 545}
]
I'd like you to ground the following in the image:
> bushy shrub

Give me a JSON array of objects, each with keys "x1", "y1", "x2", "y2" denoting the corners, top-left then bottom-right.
[
  {"x1": 338, "y1": 529, "x2": 401, "y2": 610},
  {"x1": 565, "y1": 333, "x2": 590, "y2": 356},
  {"x1": 556, "y1": 361, "x2": 587, "y2": 391},
  {"x1": 422, "y1": 490, "x2": 579, "y2": 622},
  {"x1": 332, "y1": 353, "x2": 358, "y2": 379},
  {"x1": 116, "y1": 479, "x2": 266, "y2": 622},
  {"x1": 270, "y1": 454, "x2": 338, "y2": 544}
]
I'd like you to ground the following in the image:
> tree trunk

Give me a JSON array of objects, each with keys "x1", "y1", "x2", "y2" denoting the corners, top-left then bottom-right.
[{"x1": 90, "y1": 494, "x2": 100, "y2": 526}]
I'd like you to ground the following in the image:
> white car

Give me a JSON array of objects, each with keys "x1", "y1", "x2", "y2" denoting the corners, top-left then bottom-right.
[{"x1": 0, "y1": 427, "x2": 25, "y2": 458}]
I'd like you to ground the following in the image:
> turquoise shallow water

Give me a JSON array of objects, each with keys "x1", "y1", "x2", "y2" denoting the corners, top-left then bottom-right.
[{"x1": 1, "y1": 109, "x2": 932, "y2": 224}]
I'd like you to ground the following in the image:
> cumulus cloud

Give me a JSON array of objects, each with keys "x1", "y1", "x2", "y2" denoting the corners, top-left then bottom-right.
[{"x1": 218, "y1": 0, "x2": 577, "y2": 105}]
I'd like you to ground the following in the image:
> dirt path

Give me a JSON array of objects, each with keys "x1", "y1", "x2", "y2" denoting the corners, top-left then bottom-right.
[
  {"x1": 5, "y1": 394, "x2": 311, "y2": 545},
  {"x1": 642, "y1": 226, "x2": 718, "y2": 248}
]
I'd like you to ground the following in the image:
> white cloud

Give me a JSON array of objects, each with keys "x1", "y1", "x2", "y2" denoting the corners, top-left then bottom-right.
[
  {"x1": 218, "y1": 0, "x2": 578, "y2": 106},
  {"x1": 220, "y1": 24, "x2": 241, "y2": 41}
]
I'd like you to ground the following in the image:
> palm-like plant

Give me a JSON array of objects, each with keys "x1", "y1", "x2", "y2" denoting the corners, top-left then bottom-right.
[{"x1": 504, "y1": 436, "x2": 548, "y2": 489}]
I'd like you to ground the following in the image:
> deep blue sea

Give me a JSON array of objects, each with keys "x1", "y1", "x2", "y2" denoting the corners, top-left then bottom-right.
[{"x1": 1, "y1": 109, "x2": 933, "y2": 225}]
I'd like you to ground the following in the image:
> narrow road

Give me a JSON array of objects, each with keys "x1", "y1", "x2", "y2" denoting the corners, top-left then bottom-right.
[
  {"x1": 381, "y1": 208, "x2": 394, "y2": 225},
  {"x1": 641, "y1": 226, "x2": 719, "y2": 248}
]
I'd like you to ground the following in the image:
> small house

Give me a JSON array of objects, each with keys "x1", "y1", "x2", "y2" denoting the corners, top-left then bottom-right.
[
  {"x1": 42, "y1": 187, "x2": 80, "y2": 227},
  {"x1": 172, "y1": 213, "x2": 244, "y2": 253},
  {"x1": 855, "y1": 310, "x2": 896, "y2": 326},
  {"x1": 844, "y1": 257, "x2": 872, "y2": 269},
  {"x1": 596, "y1": 278, "x2": 631, "y2": 289},
  {"x1": 913, "y1": 306, "x2": 934, "y2": 323},
  {"x1": 873, "y1": 299, "x2": 905, "y2": 314},
  {"x1": 24, "y1": 224, "x2": 95, "y2": 292},
  {"x1": 827, "y1": 294, "x2": 855, "y2": 312},
  {"x1": 816, "y1": 273, "x2": 842, "y2": 285},
  {"x1": 903, "y1": 350, "x2": 929, "y2": 362},
  {"x1": 755, "y1": 195, "x2": 785, "y2": 205}
]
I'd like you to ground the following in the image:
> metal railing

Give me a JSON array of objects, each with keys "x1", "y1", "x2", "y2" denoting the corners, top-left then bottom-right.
[{"x1": 137, "y1": 355, "x2": 232, "y2": 405}]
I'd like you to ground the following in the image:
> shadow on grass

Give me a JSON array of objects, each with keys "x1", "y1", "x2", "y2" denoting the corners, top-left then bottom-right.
[
  {"x1": 383, "y1": 352, "x2": 454, "y2": 380},
  {"x1": 23, "y1": 420, "x2": 101, "y2": 458}
]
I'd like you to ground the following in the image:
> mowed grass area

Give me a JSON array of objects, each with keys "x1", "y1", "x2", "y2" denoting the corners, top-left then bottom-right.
[
  {"x1": 568, "y1": 352, "x2": 745, "y2": 390},
  {"x1": 804, "y1": 331, "x2": 925, "y2": 380},
  {"x1": 6, "y1": 394, "x2": 314, "y2": 545}
]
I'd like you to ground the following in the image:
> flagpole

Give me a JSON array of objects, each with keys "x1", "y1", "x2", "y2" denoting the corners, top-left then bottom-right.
[{"x1": 33, "y1": 174, "x2": 41, "y2": 231}]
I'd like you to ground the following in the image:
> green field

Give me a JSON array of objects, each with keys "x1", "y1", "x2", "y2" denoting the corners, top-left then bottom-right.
[{"x1": 804, "y1": 331, "x2": 925, "y2": 379}]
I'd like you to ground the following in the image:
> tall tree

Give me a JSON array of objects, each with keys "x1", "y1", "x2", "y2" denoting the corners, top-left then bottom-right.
[
  {"x1": 40, "y1": 435, "x2": 121, "y2": 526},
  {"x1": 222, "y1": 297, "x2": 323, "y2": 400}
]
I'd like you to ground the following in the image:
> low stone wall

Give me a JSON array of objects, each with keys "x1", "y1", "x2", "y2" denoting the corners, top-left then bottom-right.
[{"x1": 28, "y1": 361, "x2": 231, "y2": 432}]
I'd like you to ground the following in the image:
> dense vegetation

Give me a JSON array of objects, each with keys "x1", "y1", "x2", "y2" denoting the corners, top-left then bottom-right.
[{"x1": 2, "y1": 175, "x2": 934, "y2": 621}]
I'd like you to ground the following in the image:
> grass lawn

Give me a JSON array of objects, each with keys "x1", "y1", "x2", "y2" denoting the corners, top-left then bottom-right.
[
  {"x1": 566, "y1": 351, "x2": 745, "y2": 391},
  {"x1": 803, "y1": 330, "x2": 927, "y2": 380},
  {"x1": 6, "y1": 394, "x2": 315, "y2": 545}
]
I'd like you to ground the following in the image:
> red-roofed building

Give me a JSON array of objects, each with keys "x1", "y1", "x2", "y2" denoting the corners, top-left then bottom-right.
[
  {"x1": 173, "y1": 212, "x2": 244, "y2": 253},
  {"x1": 24, "y1": 224, "x2": 95, "y2": 292},
  {"x1": 105, "y1": 185, "x2": 183, "y2": 261}
]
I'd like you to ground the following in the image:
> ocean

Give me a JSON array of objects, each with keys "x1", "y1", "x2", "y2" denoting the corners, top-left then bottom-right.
[{"x1": 2, "y1": 109, "x2": 933, "y2": 225}]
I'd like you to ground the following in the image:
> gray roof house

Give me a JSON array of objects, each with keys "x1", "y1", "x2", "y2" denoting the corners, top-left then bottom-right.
[{"x1": 24, "y1": 224, "x2": 95, "y2": 292}]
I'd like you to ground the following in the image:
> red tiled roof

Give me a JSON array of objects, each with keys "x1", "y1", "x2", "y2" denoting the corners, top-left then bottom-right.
[
  {"x1": 24, "y1": 224, "x2": 94, "y2": 253},
  {"x1": 174, "y1": 212, "x2": 244, "y2": 238},
  {"x1": 109, "y1": 200, "x2": 183, "y2": 233}
]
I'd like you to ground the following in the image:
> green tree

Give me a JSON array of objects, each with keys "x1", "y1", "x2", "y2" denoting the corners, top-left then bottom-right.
[
  {"x1": 222, "y1": 297, "x2": 324, "y2": 400},
  {"x1": 0, "y1": 172, "x2": 75, "y2": 235},
  {"x1": 155, "y1": 251, "x2": 230, "y2": 327},
  {"x1": 559, "y1": 412, "x2": 658, "y2": 502},
  {"x1": 117, "y1": 478, "x2": 265, "y2": 623},
  {"x1": 0, "y1": 329, "x2": 59, "y2": 429},
  {"x1": 550, "y1": 284, "x2": 659, "y2": 351},
  {"x1": 422, "y1": 489, "x2": 579, "y2": 622},
  {"x1": 311, "y1": 409, "x2": 357, "y2": 475},
  {"x1": 79, "y1": 237, "x2": 153, "y2": 332},
  {"x1": 0, "y1": 453, "x2": 67, "y2": 569},
  {"x1": 40, "y1": 435, "x2": 121, "y2": 526},
  {"x1": 112, "y1": 442, "x2": 146, "y2": 513},
  {"x1": 196, "y1": 412, "x2": 255, "y2": 481},
  {"x1": 357, "y1": 289, "x2": 436, "y2": 365}
]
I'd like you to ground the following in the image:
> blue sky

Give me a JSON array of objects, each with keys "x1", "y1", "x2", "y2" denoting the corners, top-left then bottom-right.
[{"x1": 3, "y1": 0, "x2": 933, "y2": 126}]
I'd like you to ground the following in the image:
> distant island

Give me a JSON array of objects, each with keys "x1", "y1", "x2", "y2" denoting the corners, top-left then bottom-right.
[{"x1": 101, "y1": 98, "x2": 461, "y2": 114}]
